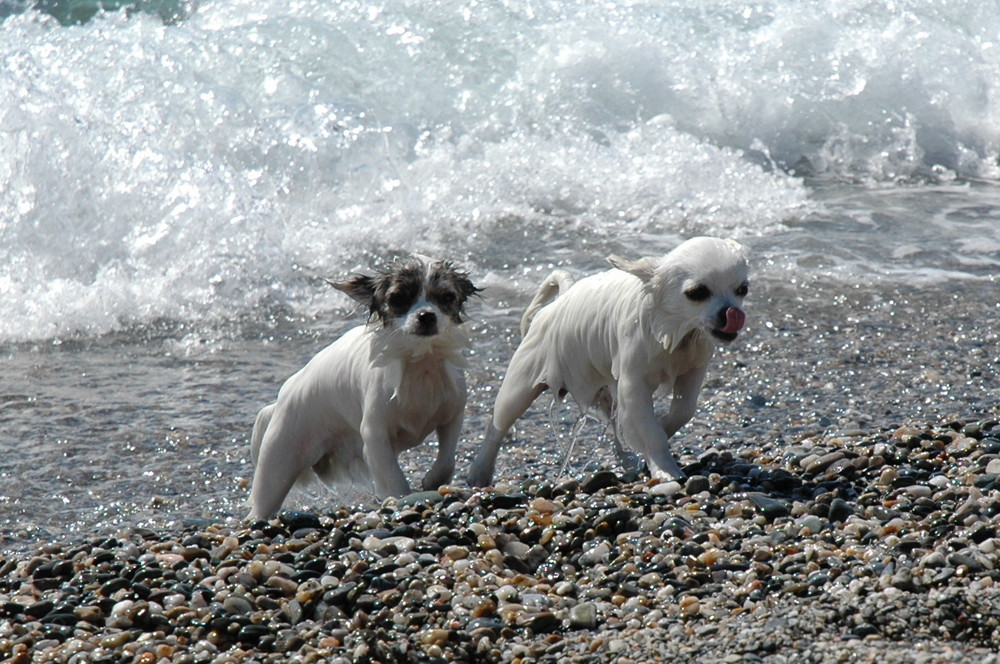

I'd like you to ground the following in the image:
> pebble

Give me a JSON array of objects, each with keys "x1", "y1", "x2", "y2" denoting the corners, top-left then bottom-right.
[
  {"x1": 3, "y1": 420, "x2": 1000, "y2": 663},
  {"x1": 684, "y1": 475, "x2": 710, "y2": 494},
  {"x1": 648, "y1": 480, "x2": 683, "y2": 497},
  {"x1": 569, "y1": 602, "x2": 599, "y2": 629}
]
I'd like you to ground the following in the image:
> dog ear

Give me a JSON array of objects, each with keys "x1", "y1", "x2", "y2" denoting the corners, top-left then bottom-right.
[
  {"x1": 461, "y1": 275, "x2": 483, "y2": 300},
  {"x1": 452, "y1": 265, "x2": 483, "y2": 302},
  {"x1": 607, "y1": 255, "x2": 659, "y2": 282},
  {"x1": 432, "y1": 260, "x2": 482, "y2": 301},
  {"x1": 328, "y1": 274, "x2": 376, "y2": 305}
]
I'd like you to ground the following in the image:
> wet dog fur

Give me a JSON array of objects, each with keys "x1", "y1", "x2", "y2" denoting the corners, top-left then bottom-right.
[
  {"x1": 467, "y1": 236, "x2": 748, "y2": 486},
  {"x1": 248, "y1": 256, "x2": 479, "y2": 519}
]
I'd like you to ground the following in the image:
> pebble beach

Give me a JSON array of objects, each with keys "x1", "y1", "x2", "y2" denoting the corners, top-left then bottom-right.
[{"x1": 4, "y1": 412, "x2": 1000, "y2": 663}]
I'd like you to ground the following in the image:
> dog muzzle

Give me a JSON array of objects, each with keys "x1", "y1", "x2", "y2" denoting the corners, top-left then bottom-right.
[
  {"x1": 711, "y1": 306, "x2": 745, "y2": 343},
  {"x1": 721, "y1": 307, "x2": 745, "y2": 335}
]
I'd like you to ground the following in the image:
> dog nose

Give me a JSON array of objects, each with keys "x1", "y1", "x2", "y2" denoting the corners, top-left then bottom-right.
[{"x1": 415, "y1": 310, "x2": 438, "y2": 334}]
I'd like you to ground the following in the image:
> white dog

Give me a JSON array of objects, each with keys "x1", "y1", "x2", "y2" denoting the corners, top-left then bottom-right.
[
  {"x1": 467, "y1": 236, "x2": 748, "y2": 486},
  {"x1": 248, "y1": 256, "x2": 480, "y2": 520}
]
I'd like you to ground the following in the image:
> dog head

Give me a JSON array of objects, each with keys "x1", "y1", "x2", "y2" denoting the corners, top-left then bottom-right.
[
  {"x1": 330, "y1": 255, "x2": 480, "y2": 339},
  {"x1": 609, "y1": 237, "x2": 749, "y2": 351}
]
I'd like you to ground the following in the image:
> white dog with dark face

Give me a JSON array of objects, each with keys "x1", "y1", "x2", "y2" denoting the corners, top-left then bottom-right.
[
  {"x1": 248, "y1": 256, "x2": 480, "y2": 520},
  {"x1": 467, "y1": 236, "x2": 748, "y2": 486}
]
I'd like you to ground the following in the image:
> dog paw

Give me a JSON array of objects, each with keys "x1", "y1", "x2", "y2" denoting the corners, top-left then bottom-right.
[
  {"x1": 615, "y1": 450, "x2": 645, "y2": 474},
  {"x1": 421, "y1": 465, "x2": 454, "y2": 490}
]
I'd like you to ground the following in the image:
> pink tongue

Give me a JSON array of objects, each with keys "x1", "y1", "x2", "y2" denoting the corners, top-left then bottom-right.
[{"x1": 722, "y1": 307, "x2": 745, "y2": 334}]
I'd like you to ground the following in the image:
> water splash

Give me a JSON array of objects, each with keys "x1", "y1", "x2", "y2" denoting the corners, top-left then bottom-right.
[{"x1": 2, "y1": 0, "x2": 998, "y2": 342}]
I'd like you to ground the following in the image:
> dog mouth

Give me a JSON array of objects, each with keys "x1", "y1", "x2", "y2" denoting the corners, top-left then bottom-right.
[
  {"x1": 710, "y1": 306, "x2": 745, "y2": 343},
  {"x1": 711, "y1": 329, "x2": 739, "y2": 343}
]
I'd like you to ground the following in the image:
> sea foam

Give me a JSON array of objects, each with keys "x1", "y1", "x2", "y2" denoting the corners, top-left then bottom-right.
[{"x1": 1, "y1": 0, "x2": 997, "y2": 341}]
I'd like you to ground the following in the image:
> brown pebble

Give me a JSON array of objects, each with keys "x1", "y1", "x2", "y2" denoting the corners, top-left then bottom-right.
[
  {"x1": 471, "y1": 599, "x2": 497, "y2": 618},
  {"x1": 265, "y1": 575, "x2": 299, "y2": 595},
  {"x1": 529, "y1": 497, "x2": 559, "y2": 513},
  {"x1": 419, "y1": 628, "x2": 450, "y2": 646}
]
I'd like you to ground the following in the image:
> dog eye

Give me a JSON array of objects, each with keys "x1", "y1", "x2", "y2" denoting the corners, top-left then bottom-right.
[
  {"x1": 386, "y1": 290, "x2": 410, "y2": 310},
  {"x1": 436, "y1": 291, "x2": 457, "y2": 305},
  {"x1": 735, "y1": 282, "x2": 749, "y2": 297},
  {"x1": 684, "y1": 285, "x2": 711, "y2": 301}
]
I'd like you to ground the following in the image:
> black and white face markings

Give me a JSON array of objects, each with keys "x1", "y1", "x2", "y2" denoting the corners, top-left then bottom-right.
[
  {"x1": 378, "y1": 260, "x2": 425, "y2": 324},
  {"x1": 426, "y1": 261, "x2": 479, "y2": 324},
  {"x1": 331, "y1": 257, "x2": 480, "y2": 335}
]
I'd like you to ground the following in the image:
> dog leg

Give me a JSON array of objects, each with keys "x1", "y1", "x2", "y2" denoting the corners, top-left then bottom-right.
[
  {"x1": 248, "y1": 426, "x2": 309, "y2": 520},
  {"x1": 658, "y1": 366, "x2": 707, "y2": 438},
  {"x1": 648, "y1": 366, "x2": 708, "y2": 479},
  {"x1": 249, "y1": 403, "x2": 276, "y2": 466},
  {"x1": 594, "y1": 388, "x2": 643, "y2": 473},
  {"x1": 361, "y1": 418, "x2": 411, "y2": 498},
  {"x1": 467, "y1": 372, "x2": 545, "y2": 487},
  {"x1": 616, "y1": 375, "x2": 687, "y2": 480},
  {"x1": 422, "y1": 413, "x2": 462, "y2": 489},
  {"x1": 466, "y1": 424, "x2": 507, "y2": 487}
]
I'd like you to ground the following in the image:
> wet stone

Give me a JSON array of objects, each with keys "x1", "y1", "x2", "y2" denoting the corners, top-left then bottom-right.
[
  {"x1": 581, "y1": 470, "x2": 620, "y2": 493},
  {"x1": 973, "y1": 474, "x2": 1000, "y2": 490},
  {"x1": 569, "y1": 602, "x2": 599, "y2": 629},
  {"x1": 397, "y1": 490, "x2": 445, "y2": 507},
  {"x1": 279, "y1": 510, "x2": 322, "y2": 532},
  {"x1": 518, "y1": 611, "x2": 560, "y2": 633},
  {"x1": 6, "y1": 418, "x2": 1000, "y2": 663},
  {"x1": 746, "y1": 493, "x2": 790, "y2": 521},
  {"x1": 40, "y1": 613, "x2": 77, "y2": 626},
  {"x1": 648, "y1": 480, "x2": 683, "y2": 497},
  {"x1": 828, "y1": 497, "x2": 855, "y2": 523},
  {"x1": 890, "y1": 568, "x2": 917, "y2": 592},
  {"x1": 222, "y1": 595, "x2": 253, "y2": 615},
  {"x1": 32, "y1": 559, "x2": 73, "y2": 580},
  {"x1": 481, "y1": 493, "x2": 528, "y2": 509},
  {"x1": 981, "y1": 438, "x2": 1000, "y2": 454},
  {"x1": 238, "y1": 624, "x2": 273, "y2": 646},
  {"x1": 466, "y1": 617, "x2": 503, "y2": 634},
  {"x1": 947, "y1": 553, "x2": 986, "y2": 574},
  {"x1": 685, "y1": 475, "x2": 710, "y2": 494},
  {"x1": 593, "y1": 508, "x2": 635, "y2": 535},
  {"x1": 803, "y1": 451, "x2": 846, "y2": 475}
]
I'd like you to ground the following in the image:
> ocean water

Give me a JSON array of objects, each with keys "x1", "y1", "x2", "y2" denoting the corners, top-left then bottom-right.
[{"x1": 1, "y1": 0, "x2": 999, "y2": 550}]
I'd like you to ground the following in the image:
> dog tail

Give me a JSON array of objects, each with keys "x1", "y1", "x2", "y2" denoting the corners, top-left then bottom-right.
[{"x1": 521, "y1": 270, "x2": 575, "y2": 337}]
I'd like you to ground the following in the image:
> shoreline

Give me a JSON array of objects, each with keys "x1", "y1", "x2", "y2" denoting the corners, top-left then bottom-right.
[
  {"x1": 2, "y1": 274, "x2": 998, "y2": 553},
  {"x1": 3, "y1": 418, "x2": 1000, "y2": 662}
]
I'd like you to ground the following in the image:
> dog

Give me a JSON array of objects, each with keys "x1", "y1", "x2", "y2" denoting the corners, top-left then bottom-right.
[
  {"x1": 467, "y1": 236, "x2": 748, "y2": 486},
  {"x1": 248, "y1": 256, "x2": 480, "y2": 520}
]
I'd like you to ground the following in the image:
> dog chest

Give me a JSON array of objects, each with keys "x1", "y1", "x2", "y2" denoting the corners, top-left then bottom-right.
[
  {"x1": 644, "y1": 332, "x2": 713, "y2": 386},
  {"x1": 383, "y1": 359, "x2": 463, "y2": 442}
]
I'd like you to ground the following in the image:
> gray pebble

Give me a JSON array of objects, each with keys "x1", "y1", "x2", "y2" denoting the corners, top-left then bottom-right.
[{"x1": 569, "y1": 602, "x2": 599, "y2": 629}]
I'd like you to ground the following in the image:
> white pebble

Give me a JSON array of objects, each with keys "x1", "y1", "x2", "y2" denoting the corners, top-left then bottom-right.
[{"x1": 648, "y1": 481, "x2": 682, "y2": 497}]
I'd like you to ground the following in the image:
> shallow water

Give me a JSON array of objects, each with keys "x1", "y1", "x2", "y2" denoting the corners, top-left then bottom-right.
[
  {"x1": 1, "y1": 0, "x2": 999, "y2": 551},
  {"x1": 2, "y1": 265, "x2": 997, "y2": 552}
]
